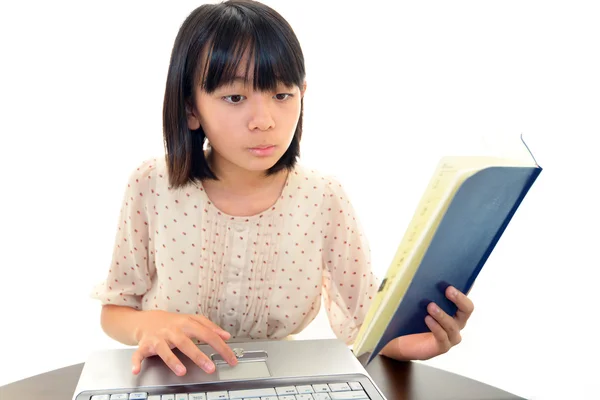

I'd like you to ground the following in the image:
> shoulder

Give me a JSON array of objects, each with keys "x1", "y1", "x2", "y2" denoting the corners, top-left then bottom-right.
[
  {"x1": 291, "y1": 163, "x2": 352, "y2": 205},
  {"x1": 123, "y1": 156, "x2": 168, "y2": 194},
  {"x1": 127, "y1": 156, "x2": 165, "y2": 180}
]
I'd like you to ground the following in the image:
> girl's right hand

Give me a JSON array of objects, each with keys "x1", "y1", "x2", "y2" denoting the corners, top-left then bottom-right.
[{"x1": 131, "y1": 310, "x2": 238, "y2": 376}]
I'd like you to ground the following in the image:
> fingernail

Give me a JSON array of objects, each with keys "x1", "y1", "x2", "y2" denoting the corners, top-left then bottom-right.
[
  {"x1": 450, "y1": 287, "x2": 458, "y2": 298},
  {"x1": 432, "y1": 304, "x2": 440, "y2": 314},
  {"x1": 175, "y1": 364, "x2": 185, "y2": 375},
  {"x1": 203, "y1": 361, "x2": 215, "y2": 372},
  {"x1": 132, "y1": 366, "x2": 137, "y2": 374}
]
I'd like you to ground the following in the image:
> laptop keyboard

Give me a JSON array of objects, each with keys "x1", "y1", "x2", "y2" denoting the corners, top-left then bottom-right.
[{"x1": 89, "y1": 381, "x2": 371, "y2": 399}]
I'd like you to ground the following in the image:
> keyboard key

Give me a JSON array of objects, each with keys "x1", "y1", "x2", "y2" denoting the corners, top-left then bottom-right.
[
  {"x1": 312, "y1": 385, "x2": 330, "y2": 393},
  {"x1": 91, "y1": 396, "x2": 110, "y2": 400},
  {"x1": 228, "y1": 387, "x2": 276, "y2": 398},
  {"x1": 329, "y1": 391, "x2": 369, "y2": 399},
  {"x1": 175, "y1": 394, "x2": 188, "y2": 400},
  {"x1": 189, "y1": 394, "x2": 207, "y2": 400},
  {"x1": 296, "y1": 385, "x2": 314, "y2": 394},
  {"x1": 295, "y1": 395, "x2": 314, "y2": 400},
  {"x1": 275, "y1": 386, "x2": 298, "y2": 395},
  {"x1": 276, "y1": 396, "x2": 296, "y2": 400},
  {"x1": 130, "y1": 393, "x2": 148, "y2": 399},
  {"x1": 162, "y1": 396, "x2": 175, "y2": 400},
  {"x1": 260, "y1": 397, "x2": 278, "y2": 400},
  {"x1": 206, "y1": 392, "x2": 228, "y2": 400},
  {"x1": 328, "y1": 384, "x2": 351, "y2": 392},
  {"x1": 313, "y1": 394, "x2": 332, "y2": 400},
  {"x1": 348, "y1": 382, "x2": 362, "y2": 391},
  {"x1": 111, "y1": 395, "x2": 129, "y2": 400},
  {"x1": 147, "y1": 396, "x2": 161, "y2": 400}
]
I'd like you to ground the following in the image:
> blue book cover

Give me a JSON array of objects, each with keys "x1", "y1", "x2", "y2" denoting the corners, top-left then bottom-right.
[{"x1": 352, "y1": 137, "x2": 542, "y2": 364}]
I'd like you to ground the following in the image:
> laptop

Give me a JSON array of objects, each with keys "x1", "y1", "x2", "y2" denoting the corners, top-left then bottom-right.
[{"x1": 72, "y1": 338, "x2": 387, "y2": 400}]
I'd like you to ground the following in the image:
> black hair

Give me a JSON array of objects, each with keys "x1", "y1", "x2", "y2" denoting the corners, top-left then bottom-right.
[{"x1": 163, "y1": 0, "x2": 306, "y2": 188}]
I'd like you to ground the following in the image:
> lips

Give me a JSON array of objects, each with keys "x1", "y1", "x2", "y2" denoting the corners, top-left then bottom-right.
[{"x1": 248, "y1": 145, "x2": 276, "y2": 157}]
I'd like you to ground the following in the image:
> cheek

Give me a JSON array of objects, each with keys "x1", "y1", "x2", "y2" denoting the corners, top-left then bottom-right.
[
  {"x1": 282, "y1": 103, "x2": 302, "y2": 135},
  {"x1": 199, "y1": 103, "x2": 233, "y2": 136},
  {"x1": 202, "y1": 110, "x2": 245, "y2": 148}
]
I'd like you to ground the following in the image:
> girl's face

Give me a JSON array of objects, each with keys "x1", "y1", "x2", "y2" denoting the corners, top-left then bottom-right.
[{"x1": 187, "y1": 57, "x2": 306, "y2": 175}]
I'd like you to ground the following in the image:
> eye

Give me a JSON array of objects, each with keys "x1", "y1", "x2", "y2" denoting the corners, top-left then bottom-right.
[
  {"x1": 274, "y1": 93, "x2": 293, "y2": 101},
  {"x1": 223, "y1": 95, "x2": 246, "y2": 104}
]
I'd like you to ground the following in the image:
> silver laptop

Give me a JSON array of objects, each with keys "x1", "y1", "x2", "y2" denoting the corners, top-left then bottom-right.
[{"x1": 72, "y1": 338, "x2": 387, "y2": 400}]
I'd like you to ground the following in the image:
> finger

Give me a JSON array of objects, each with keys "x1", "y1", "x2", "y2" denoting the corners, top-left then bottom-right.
[
  {"x1": 154, "y1": 336, "x2": 187, "y2": 376},
  {"x1": 169, "y1": 332, "x2": 216, "y2": 374},
  {"x1": 131, "y1": 341, "x2": 159, "y2": 375},
  {"x1": 428, "y1": 302, "x2": 462, "y2": 346},
  {"x1": 131, "y1": 347, "x2": 146, "y2": 375},
  {"x1": 446, "y1": 286, "x2": 475, "y2": 329},
  {"x1": 190, "y1": 325, "x2": 238, "y2": 367},
  {"x1": 189, "y1": 315, "x2": 231, "y2": 340},
  {"x1": 424, "y1": 315, "x2": 452, "y2": 354}
]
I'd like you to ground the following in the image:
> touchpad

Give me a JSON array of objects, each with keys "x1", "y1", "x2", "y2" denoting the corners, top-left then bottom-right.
[{"x1": 217, "y1": 361, "x2": 271, "y2": 380}]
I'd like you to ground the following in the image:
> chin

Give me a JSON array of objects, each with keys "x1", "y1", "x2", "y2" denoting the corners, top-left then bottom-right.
[
  {"x1": 246, "y1": 160, "x2": 279, "y2": 173},
  {"x1": 244, "y1": 154, "x2": 284, "y2": 172}
]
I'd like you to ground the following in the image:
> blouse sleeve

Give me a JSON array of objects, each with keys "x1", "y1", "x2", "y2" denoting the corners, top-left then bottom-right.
[
  {"x1": 90, "y1": 159, "x2": 156, "y2": 310},
  {"x1": 321, "y1": 177, "x2": 381, "y2": 345}
]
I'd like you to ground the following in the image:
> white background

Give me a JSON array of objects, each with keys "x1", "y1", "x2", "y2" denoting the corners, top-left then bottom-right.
[{"x1": 1, "y1": 1, "x2": 599, "y2": 399}]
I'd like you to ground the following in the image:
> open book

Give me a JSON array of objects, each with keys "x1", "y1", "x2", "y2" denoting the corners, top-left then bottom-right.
[{"x1": 352, "y1": 136, "x2": 542, "y2": 363}]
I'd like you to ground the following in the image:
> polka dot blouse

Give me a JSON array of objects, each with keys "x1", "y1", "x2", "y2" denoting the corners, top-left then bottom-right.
[{"x1": 92, "y1": 157, "x2": 380, "y2": 345}]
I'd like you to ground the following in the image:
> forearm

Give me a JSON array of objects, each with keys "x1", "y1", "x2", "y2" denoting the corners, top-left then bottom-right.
[
  {"x1": 379, "y1": 338, "x2": 412, "y2": 361},
  {"x1": 100, "y1": 304, "x2": 146, "y2": 346}
]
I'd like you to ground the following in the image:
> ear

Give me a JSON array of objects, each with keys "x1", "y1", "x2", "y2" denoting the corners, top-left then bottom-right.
[
  {"x1": 300, "y1": 81, "x2": 307, "y2": 98},
  {"x1": 186, "y1": 100, "x2": 201, "y2": 130}
]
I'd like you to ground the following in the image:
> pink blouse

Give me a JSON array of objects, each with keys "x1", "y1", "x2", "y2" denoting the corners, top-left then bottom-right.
[{"x1": 92, "y1": 157, "x2": 380, "y2": 344}]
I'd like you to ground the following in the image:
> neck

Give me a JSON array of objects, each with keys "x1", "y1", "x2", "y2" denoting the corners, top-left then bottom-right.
[{"x1": 206, "y1": 150, "x2": 286, "y2": 195}]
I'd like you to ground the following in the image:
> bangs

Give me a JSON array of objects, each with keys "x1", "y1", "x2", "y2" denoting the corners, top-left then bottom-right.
[{"x1": 199, "y1": 5, "x2": 305, "y2": 93}]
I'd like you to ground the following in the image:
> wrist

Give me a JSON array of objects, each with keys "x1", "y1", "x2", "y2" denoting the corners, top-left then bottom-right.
[{"x1": 131, "y1": 310, "x2": 151, "y2": 344}]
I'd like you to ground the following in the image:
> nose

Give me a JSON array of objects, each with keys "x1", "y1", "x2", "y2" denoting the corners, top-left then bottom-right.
[{"x1": 247, "y1": 94, "x2": 275, "y2": 131}]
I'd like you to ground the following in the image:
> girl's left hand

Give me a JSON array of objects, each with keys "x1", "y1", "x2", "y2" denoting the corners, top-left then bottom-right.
[{"x1": 381, "y1": 286, "x2": 474, "y2": 361}]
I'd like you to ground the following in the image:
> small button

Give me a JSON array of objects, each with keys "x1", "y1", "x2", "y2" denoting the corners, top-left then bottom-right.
[
  {"x1": 329, "y1": 383, "x2": 351, "y2": 392},
  {"x1": 313, "y1": 384, "x2": 330, "y2": 393}
]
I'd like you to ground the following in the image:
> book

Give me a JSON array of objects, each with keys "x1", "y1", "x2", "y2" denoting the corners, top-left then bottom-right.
[{"x1": 352, "y1": 135, "x2": 542, "y2": 363}]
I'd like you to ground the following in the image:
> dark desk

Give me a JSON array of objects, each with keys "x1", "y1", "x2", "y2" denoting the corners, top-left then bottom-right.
[{"x1": 0, "y1": 354, "x2": 524, "y2": 400}]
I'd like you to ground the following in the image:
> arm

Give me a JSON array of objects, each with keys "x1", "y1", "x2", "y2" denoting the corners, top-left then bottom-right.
[
  {"x1": 91, "y1": 160, "x2": 155, "y2": 311},
  {"x1": 320, "y1": 177, "x2": 380, "y2": 344},
  {"x1": 100, "y1": 304, "x2": 146, "y2": 346}
]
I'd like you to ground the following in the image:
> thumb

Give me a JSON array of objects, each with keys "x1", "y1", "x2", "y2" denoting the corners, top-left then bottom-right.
[{"x1": 215, "y1": 328, "x2": 231, "y2": 340}]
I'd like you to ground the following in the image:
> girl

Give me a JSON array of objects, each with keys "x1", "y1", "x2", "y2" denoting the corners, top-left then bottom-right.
[{"x1": 92, "y1": 0, "x2": 474, "y2": 377}]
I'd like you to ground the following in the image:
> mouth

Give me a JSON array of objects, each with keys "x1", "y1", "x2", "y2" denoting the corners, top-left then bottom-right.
[{"x1": 248, "y1": 145, "x2": 276, "y2": 157}]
